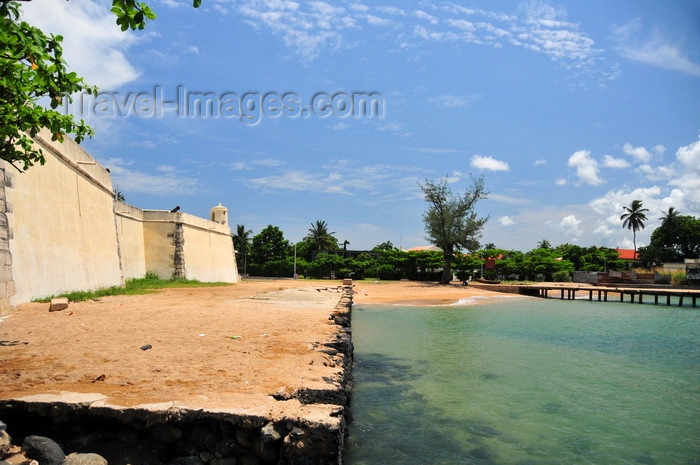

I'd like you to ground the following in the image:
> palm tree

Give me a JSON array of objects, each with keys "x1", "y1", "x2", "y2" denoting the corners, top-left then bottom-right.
[
  {"x1": 305, "y1": 220, "x2": 338, "y2": 251},
  {"x1": 659, "y1": 207, "x2": 680, "y2": 227},
  {"x1": 620, "y1": 200, "x2": 649, "y2": 259},
  {"x1": 232, "y1": 224, "x2": 252, "y2": 255},
  {"x1": 537, "y1": 239, "x2": 551, "y2": 250}
]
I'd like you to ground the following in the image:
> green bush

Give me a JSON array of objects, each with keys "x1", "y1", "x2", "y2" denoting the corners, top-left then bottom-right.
[
  {"x1": 143, "y1": 271, "x2": 159, "y2": 280},
  {"x1": 376, "y1": 264, "x2": 399, "y2": 280},
  {"x1": 671, "y1": 270, "x2": 687, "y2": 285},
  {"x1": 552, "y1": 270, "x2": 572, "y2": 282}
]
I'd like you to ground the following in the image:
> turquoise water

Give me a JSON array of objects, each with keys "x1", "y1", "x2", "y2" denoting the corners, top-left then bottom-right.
[{"x1": 345, "y1": 298, "x2": 700, "y2": 465}]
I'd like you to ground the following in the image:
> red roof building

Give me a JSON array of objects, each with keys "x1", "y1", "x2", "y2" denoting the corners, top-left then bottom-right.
[{"x1": 616, "y1": 249, "x2": 639, "y2": 260}]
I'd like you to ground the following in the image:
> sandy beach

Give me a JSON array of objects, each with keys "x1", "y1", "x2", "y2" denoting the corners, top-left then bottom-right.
[{"x1": 0, "y1": 279, "x2": 512, "y2": 417}]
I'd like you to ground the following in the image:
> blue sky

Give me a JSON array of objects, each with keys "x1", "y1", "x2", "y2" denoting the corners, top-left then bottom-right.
[{"x1": 23, "y1": 0, "x2": 700, "y2": 252}]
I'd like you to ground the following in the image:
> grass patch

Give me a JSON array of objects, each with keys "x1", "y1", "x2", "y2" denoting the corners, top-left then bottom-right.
[
  {"x1": 34, "y1": 275, "x2": 232, "y2": 303},
  {"x1": 670, "y1": 269, "x2": 687, "y2": 286}
]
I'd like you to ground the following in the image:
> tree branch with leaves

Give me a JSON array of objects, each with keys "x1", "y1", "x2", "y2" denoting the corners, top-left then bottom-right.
[{"x1": 0, "y1": 0, "x2": 201, "y2": 171}]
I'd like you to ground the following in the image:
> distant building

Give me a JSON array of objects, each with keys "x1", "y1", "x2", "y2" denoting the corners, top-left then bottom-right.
[
  {"x1": 616, "y1": 249, "x2": 639, "y2": 261},
  {"x1": 404, "y1": 245, "x2": 442, "y2": 252}
]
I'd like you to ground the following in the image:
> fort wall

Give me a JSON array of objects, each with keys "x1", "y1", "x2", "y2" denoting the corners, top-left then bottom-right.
[{"x1": 0, "y1": 130, "x2": 237, "y2": 314}]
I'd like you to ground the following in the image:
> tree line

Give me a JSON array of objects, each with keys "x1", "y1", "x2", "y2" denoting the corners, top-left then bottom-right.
[
  {"x1": 232, "y1": 200, "x2": 697, "y2": 282},
  {"x1": 230, "y1": 223, "x2": 631, "y2": 282}
]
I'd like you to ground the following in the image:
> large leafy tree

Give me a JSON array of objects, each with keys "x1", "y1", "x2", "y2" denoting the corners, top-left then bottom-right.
[
  {"x1": 638, "y1": 214, "x2": 700, "y2": 266},
  {"x1": 304, "y1": 220, "x2": 338, "y2": 252},
  {"x1": 1, "y1": 0, "x2": 199, "y2": 170},
  {"x1": 250, "y1": 225, "x2": 290, "y2": 265},
  {"x1": 620, "y1": 199, "x2": 649, "y2": 259},
  {"x1": 420, "y1": 176, "x2": 488, "y2": 283}
]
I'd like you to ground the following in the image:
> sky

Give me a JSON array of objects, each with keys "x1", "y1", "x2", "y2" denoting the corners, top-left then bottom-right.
[{"x1": 22, "y1": 0, "x2": 700, "y2": 252}]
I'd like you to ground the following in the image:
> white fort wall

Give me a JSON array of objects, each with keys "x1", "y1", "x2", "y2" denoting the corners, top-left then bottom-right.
[
  {"x1": 3, "y1": 130, "x2": 123, "y2": 307},
  {"x1": 0, "y1": 130, "x2": 237, "y2": 315}
]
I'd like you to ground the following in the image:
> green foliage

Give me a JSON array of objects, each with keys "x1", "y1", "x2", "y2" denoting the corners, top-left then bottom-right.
[
  {"x1": 670, "y1": 269, "x2": 687, "y2": 286},
  {"x1": 372, "y1": 241, "x2": 395, "y2": 251},
  {"x1": 293, "y1": 238, "x2": 315, "y2": 261},
  {"x1": 232, "y1": 224, "x2": 252, "y2": 267},
  {"x1": 304, "y1": 220, "x2": 339, "y2": 251},
  {"x1": 517, "y1": 248, "x2": 574, "y2": 281},
  {"x1": 143, "y1": 271, "x2": 159, "y2": 280},
  {"x1": 578, "y1": 247, "x2": 626, "y2": 272},
  {"x1": 620, "y1": 199, "x2": 649, "y2": 257},
  {"x1": 552, "y1": 270, "x2": 572, "y2": 282},
  {"x1": 306, "y1": 253, "x2": 346, "y2": 278},
  {"x1": 537, "y1": 239, "x2": 552, "y2": 250},
  {"x1": 0, "y1": 1, "x2": 97, "y2": 170},
  {"x1": 110, "y1": 0, "x2": 157, "y2": 31},
  {"x1": 1, "y1": 0, "x2": 201, "y2": 171},
  {"x1": 250, "y1": 225, "x2": 290, "y2": 265},
  {"x1": 638, "y1": 214, "x2": 699, "y2": 267},
  {"x1": 420, "y1": 176, "x2": 488, "y2": 283}
]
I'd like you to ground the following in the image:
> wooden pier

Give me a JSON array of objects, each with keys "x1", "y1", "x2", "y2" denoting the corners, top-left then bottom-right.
[{"x1": 524, "y1": 285, "x2": 699, "y2": 308}]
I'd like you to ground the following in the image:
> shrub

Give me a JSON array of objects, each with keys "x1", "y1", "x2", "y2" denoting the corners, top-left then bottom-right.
[
  {"x1": 376, "y1": 264, "x2": 398, "y2": 280},
  {"x1": 671, "y1": 270, "x2": 687, "y2": 285},
  {"x1": 552, "y1": 270, "x2": 572, "y2": 282},
  {"x1": 144, "y1": 271, "x2": 160, "y2": 280}
]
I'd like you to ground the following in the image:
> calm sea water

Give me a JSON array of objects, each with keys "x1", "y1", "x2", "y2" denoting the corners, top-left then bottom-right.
[{"x1": 345, "y1": 297, "x2": 700, "y2": 465}]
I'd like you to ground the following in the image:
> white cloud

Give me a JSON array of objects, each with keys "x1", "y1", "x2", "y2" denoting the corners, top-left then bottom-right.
[
  {"x1": 489, "y1": 194, "x2": 530, "y2": 204},
  {"x1": 333, "y1": 121, "x2": 350, "y2": 131},
  {"x1": 514, "y1": 1, "x2": 602, "y2": 66},
  {"x1": 245, "y1": 162, "x2": 426, "y2": 198},
  {"x1": 349, "y1": 3, "x2": 369, "y2": 12},
  {"x1": 499, "y1": 216, "x2": 515, "y2": 226},
  {"x1": 230, "y1": 162, "x2": 252, "y2": 171},
  {"x1": 415, "y1": 10, "x2": 439, "y2": 25},
  {"x1": 230, "y1": 0, "x2": 609, "y2": 78},
  {"x1": 104, "y1": 158, "x2": 199, "y2": 195},
  {"x1": 366, "y1": 14, "x2": 393, "y2": 27},
  {"x1": 237, "y1": 0, "x2": 353, "y2": 62},
  {"x1": 602, "y1": 155, "x2": 630, "y2": 169},
  {"x1": 558, "y1": 214, "x2": 582, "y2": 239},
  {"x1": 446, "y1": 19, "x2": 476, "y2": 31},
  {"x1": 534, "y1": 159, "x2": 546, "y2": 165},
  {"x1": 622, "y1": 143, "x2": 652, "y2": 163},
  {"x1": 410, "y1": 147, "x2": 464, "y2": 154},
  {"x1": 614, "y1": 21, "x2": 700, "y2": 76},
  {"x1": 555, "y1": 178, "x2": 567, "y2": 186},
  {"x1": 637, "y1": 163, "x2": 674, "y2": 181},
  {"x1": 567, "y1": 150, "x2": 603, "y2": 185},
  {"x1": 470, "y1": 155, "x2": 510, "y2": 171},
  {"x1": 429, "y1": 94, "x2": 479, "y2": 108},
  {"x1": 670, "y1": 136, "x2": 700, "y2": 206},
  {"x1": 593, "y1": 224, "x2": 613, "y2": 237},
  {"x1": 376, "y1": 122, "x2": 402, "y2": 132},
  {"x1": 254, "y1": 158, "x2": 285, "y2": 167},
  {"x1": 20, "y1": 0, "x2": 141, "y2": 90},
  {"x1": 376, "y1": 6, "x2": 406, "y2": 16},
  {"x1": 588, "y1": 183, "x2": 693, "y2": 248}
]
